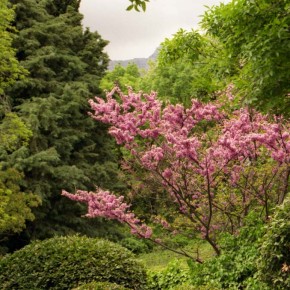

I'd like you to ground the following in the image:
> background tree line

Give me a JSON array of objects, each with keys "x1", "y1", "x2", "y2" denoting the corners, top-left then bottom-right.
[
  {"x1": 0, "y1": 0, "x2": 125, "y2": 252},
  {"x1": 108, "y1": 0, "x2": 289, "y2": 115}
]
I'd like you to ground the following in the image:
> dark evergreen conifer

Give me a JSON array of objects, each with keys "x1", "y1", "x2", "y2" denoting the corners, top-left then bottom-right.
[{"x1": 4, "y1": 0, "x2": 122, "y2": 248}]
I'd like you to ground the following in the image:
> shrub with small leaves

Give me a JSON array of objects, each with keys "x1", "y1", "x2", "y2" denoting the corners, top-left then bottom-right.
[
  {"x1": 173, "y1": 284, "x2": 220, "y2": 290},
  {"x1": 0, "y1": 236, "x2": 147, "y2": 290},
  {"x1": 73, "y1": 281, "x2": 129, "y2": 290},
  {"x1": 188, "y1": 213, "x2": 269, "y2": 289},
  {"x1": 147, "y1": 260, "x2": 189, "y2": 290},
  {"x1": 257, "y1": 195, "x2": 290, "y2": 289}
]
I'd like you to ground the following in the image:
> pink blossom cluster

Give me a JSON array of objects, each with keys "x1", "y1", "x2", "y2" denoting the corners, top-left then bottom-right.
[
  {"x1": 64, "y1": 87, "x2": 289, "y2": 254},
  {"x1": 90, "y1": 88, "x2": 287, "y2": 221},
  {"x1": 216, "y1": 109, "x2": 289, "y2": 164},
  {"x1": 88, "y1": 87, "x2": 162, "y2": 145},
  {"x1": 153, "y1": 216, "x2": 171, "y2": 229},
  {"x1": 89, "y1": 87, "x2": 223, "y2": 174},
  {"x1": 62, "y1": 188, "x2": 152, "y2": 238}
]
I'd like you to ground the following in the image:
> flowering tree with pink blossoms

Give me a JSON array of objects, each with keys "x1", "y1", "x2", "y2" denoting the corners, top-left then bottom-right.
[{"x1": 63, "y1": 86, "x2": 289, "y2": 259}]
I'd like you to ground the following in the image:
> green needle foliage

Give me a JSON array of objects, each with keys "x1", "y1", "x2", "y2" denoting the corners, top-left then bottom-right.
[
  {"x1": 2, "y1": 0, "x2": 124, "y2": 249},
  {"x1": 0, "y1": 0, "x2": 26, "y2": 96},
  {"x1": 0, "y1": 113, "x2": 40, "y2": 246}
]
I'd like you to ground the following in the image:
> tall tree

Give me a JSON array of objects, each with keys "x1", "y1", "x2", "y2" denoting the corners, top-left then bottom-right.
[
  {"x1": 0, "y1": 0, "x2": 26, "y2": 110},
  {"x1": 141, "y1": 29, "x2": 236, "y2": 106},
  {"x1": 143, "y1": 1, "x2": 289, "y2": 115},
  {"x1": 5, "y1": 0, "x2": 122, "y2": 247},
  {"x1": 100, "y1": 63, "x2": 141, "y2": 92},
  {"x1": 201, "y1": 0, "x2": 290, "y2": 115},
  {"x1": 0, "y1": 0, "x2": 40, "y2": 253}
]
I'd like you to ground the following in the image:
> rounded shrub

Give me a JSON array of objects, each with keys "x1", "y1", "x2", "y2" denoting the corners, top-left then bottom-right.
[
  {"x1": 258, "y1": 196, "x2": 290, "y2": 289},
  {"x1": 74, "y1": 281, "x2": 129, "y2": 290},
  {"x1": 0, "y1": 235, "x2": 147, "y2": 290}
]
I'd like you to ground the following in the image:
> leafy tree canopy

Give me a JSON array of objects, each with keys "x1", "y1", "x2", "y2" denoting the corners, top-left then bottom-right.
[
  {"x1": 201, "y1": 0, "x2": 290, "y2": 114},
  {"x1": 142, "y1": 30, "x2": 236, "y2": 106},
  {"x1": 151, "y1": 0, "x2": 290, "y2": 115},
  {"x1": 258, "y1": 196, "x2": 290, "y2": 288},
  {"x1": 100, "y1": 63, "x2": 141, "y2": 92},
  {"x1": 0, "y1": 0, "x2": 26, "y2": 96}
]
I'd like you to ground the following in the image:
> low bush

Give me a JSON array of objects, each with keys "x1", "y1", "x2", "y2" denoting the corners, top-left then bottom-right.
[
  {"x1": 257, "y1": 196, "x2": 290, "y2": 289},
  {"x1": 188, "y1": 213, "x2": 269, "y2": 289},
  {"x1": 0, "y1": 235, "x2": 147, "y2": 290},
  {"x1": 74, "y1": 281, "x2": 129, "y2": 290},
  {"x1": 172, "y1": 284, "x2": 220, "y2": 290},
  {"x1": 147, "y1": 260, "x2": 189, "y2": 290}
]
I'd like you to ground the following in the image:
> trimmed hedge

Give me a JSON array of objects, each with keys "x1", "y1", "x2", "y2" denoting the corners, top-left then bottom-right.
[
  {"x1": 74, "y1": 281, "x2": 129, "y2": 290},
  {"x1": 0, "y1": 235, "x2": 147, "y2": 290}
]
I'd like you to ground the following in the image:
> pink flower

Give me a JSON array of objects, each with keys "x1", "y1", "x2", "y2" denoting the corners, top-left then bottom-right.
[
  {"x1": 62, "y1": 188, "x2": 152, "y2": 239},
  {"x1": 162, "y1": 168, "x2": 173, "y2": 179},
  {"x1": 64, "y1": 87, "x2": 289, "y2": 251}
]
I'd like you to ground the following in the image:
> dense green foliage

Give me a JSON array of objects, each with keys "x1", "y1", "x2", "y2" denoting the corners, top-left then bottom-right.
[
  {"x1": 74, "y1": 281, "x2": 129, "y2": 290},
  {"x1": 0, "y1": 113, "x2": 40, "y2": 243},
  {"x1": 0, "y1": 2, "x2": 27, "y2": 215},
  {"x1": 140, "y1": 59, "x2": 199, "y2": 106},
  {"x1": 0, "y1": 167, "x2": 39, "y2": 237},
  {"x1": 145, "y1": 0, "x2": 290, "y2": 115},
  {"x1": 0, "y1": 236, "x2": 147, "y2": 290},
  {"x1": 120, "y1": 236, "x2": 150, "y2": 254},
  {"x1": 1, "y1": 0, "x2": 123, "y2": 249},
  {"x1": 201, "y1": 0, "x2": 290, "y2": 114},
  {"x1": 0, "y1": 112, "x2": 32, "y2": 151},
  {"x1": 150, "y1": 204, "x2": 290, "y2": 289},
  {"x1": 140, "y1": 34, "x2": 232, "y2": 106},
  {"x1": 143, "y1": 216, "x2": 276, "y2": 289},
  {"x1": 187, "y1": 216, "x2": 268, "y2": 289},
  {"x1": 0, "y1": 0, "x2": 26, "y2": 96},
  {"x1": 257, "y1": 196, "x2": 290, "y2": 289},
  {"x1": 147, "y1": 260, "x2": 189, "y2": 290},
  {"x1": 100, "y1": 63, "x2": 141, "y2": 92}
]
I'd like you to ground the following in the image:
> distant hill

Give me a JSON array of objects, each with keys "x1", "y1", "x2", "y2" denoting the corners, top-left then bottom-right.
[{"x1": 108, "y1": 48, "x2": 159, "y2": 71}]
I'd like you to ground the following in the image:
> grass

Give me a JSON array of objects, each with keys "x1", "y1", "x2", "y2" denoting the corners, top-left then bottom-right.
[
  {"x1": 138, "y1": 249, "x2": 187, "y2": 272},
  {"x1": 137, "y1": 239, "x2": 215, "y2": 272}
]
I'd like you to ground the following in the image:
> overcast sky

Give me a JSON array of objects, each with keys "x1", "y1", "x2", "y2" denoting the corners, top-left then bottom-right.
[{"x1": 80, "y1": 0, "x2": 231, "y2": 60}]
